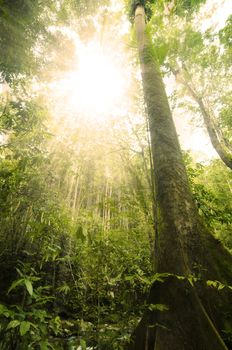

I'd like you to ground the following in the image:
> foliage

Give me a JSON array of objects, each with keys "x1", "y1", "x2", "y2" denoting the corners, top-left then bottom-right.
[
  {"x1": 147, "y1": 5, "x2": 232, "y2": 167},
  {"x1": 0, "y1": 263, "x2": 61, "y2": 349},
  {"x1": 0, "y1": 0, "x2": 53, "y2": 79},
  {"x1": 128, "y1": 0, "x2": 206, "y2": 20},
  {"x1": 0, "y1": 0, "x2": 109, "y2": 82},
  {"x1": 184, "y1": 154, "x2": 232, "y2": 250},
  {"x1": 219, "y1": 15, "x2": 232, "y2": 49},
  {"x1": 0, "y1": 0, "x2": 232, "y2": 349},
  {"x1": 0, "y1": 84, "x2": 154, "y2": 349}
]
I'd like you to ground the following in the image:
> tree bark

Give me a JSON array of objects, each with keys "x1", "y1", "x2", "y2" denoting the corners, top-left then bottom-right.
[{"x1": 127, "y1": 5, "x2": 232, "y2": 349}]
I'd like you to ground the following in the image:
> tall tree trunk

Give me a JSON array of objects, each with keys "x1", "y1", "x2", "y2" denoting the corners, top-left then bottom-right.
[{"x1": 127, "y1": 5, "x2": 232, "y2": 350}]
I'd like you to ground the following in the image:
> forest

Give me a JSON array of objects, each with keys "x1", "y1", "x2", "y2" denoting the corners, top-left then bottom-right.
[{"x1": 0, "y1": 0, "x2": 232, "y2": 349}]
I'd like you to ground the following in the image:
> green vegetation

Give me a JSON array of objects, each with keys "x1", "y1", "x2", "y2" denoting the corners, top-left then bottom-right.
[{"x1": 0, "y1": 0, "x2": 232, "y2": 349}]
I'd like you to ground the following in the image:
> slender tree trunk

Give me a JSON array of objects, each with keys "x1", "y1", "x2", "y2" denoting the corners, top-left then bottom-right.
[
  {"x1": 103, "y1": 179, "x2": 112, "y2": 234},
  {"x1": 67, "y1": 174, "x2": 75, "y2": 206},
  {"x1": 72, "y1": 173, "x2": 80, "y2": 218},
  {"x1": 107, "y1": 183, "x2": 112, "y2": 230},
  {"x1": 127, "y1": 5, "x2": 232, "y2": 350},
  {"x1": 171, "y1": 65, "x2": 232, "y2": 170}
]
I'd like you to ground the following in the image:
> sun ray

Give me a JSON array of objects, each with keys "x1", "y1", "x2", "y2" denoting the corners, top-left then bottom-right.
[{"x1": 49, "y1": 40, "x2": 129, "y2": 124}]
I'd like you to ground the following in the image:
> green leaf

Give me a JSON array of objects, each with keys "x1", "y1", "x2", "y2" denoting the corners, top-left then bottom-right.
[
  {"x1": 218, "y1": 283, "x2": 225, "y2": 291},
  {"x1": 0, "y1": 304, "x2": 7, "y2": 315},
  {"x1": 207, "y1": 280, "x2": 226, "y2": 290},
  {"x1": 187, "y1": 275, "x2": 197, "y2": 287},
  {"x1": 148, "y1": 304, "x2": 169, "y2": 312},
  {"x1": 176, "y1": 275, "x2": 185, "y2": 280},
  {"x1": 39, "y1": 341, "x2": 49, "y2": 350},
  {"x1": 0, "y1": 304, "x2": 13, "y2": 318},
  {"x1": 16, "y1": 268, "x2": 24, "y2": 277},
  {"x1": 39, "y1": 340, "x2": 55, "y2": 350},
  {"x1": 108, "y1": 291, "x2": 115, "y2": 298},
  {"x1": 8, "y1": 279, "x2": 24, "y2": 294},
  {"x1": 20, "y1": 321, "x2": 31, "y2": 336},
  {"x1": 80, "y1": 339, "x2": 87, "y2": 350},
  {"x1": 6, "y1": 320, "x2": 20, "y2": 330},
  {"x1": 39, "y1": 324, "x2": 47, "y2": 335},
  {"x1": 124, "y1": 275, "x2": 134, "y2": 281},
  {"x1": 137, "y1": 275, "x2": 151, "y2": 285},
  {"x1": 57, "y1": 284, "x2": 70, "y2": 295},
  {"x1": 24, "y1": 279, "x2": 33, "y2": 296},
  {"x1": 151, "y1": 272, "x2": 171, "y2": 283}
]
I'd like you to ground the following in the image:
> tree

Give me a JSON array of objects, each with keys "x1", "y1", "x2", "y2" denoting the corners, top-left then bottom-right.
[
  {"x1": 127, "y1": 2, "x2": 232, "y2": 349},
  {"x1": 172, "y1": 62, "x2": 232, "y2": 170},
  {"x1": 0, "y1": 0, "x2": 109, "y2": 82},
  {"x1": 147, "y1": 11, "x2": 232, "y2": 170},
  {"x1": 167, "y1": 23, "x2": 232, "y2": 170}
]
